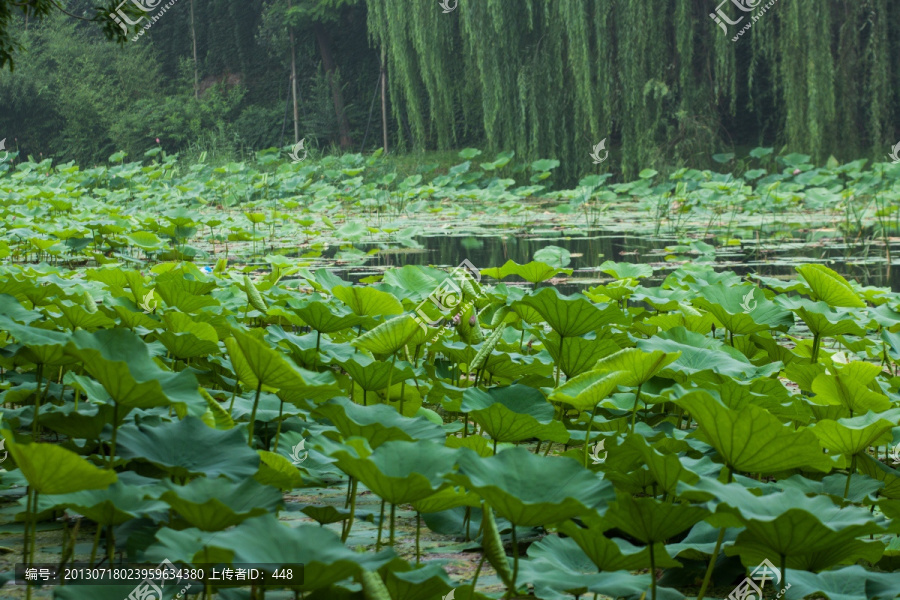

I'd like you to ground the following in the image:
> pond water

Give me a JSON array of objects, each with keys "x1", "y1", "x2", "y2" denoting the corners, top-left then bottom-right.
[{"x1": 327, "y1": 229, "x2": 900, "y2": 293}]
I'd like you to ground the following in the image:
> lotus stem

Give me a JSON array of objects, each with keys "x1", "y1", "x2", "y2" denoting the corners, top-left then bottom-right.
[
  {"x1": 470, "y1": 553, "x2": 487, "y2": 594},
  {"x1": 506, "y1": 522, "x2": 520, "y2": 599},
  {"x1": 247, "y1": 381, "x2": 263, "y2": 447},
  {"x1": 341, "y1": 479, "x2": 358, "y2": 543},
  {"x1": 697, "y1": 467, "x2": 732, "y2": 600},
  {"x1": 811, "y1": 333, "x2": 821, "y2": 363},
  {"x1": 89, "y1": 521, "x2": 102, "y2": 566},
  {"x1": 555, "y1": 336, "x2": 565, "y2": 387},
  {"x1": 649, "y1": 541, "x2": 657, "y2": 600},
  {"x1": 28, "y1": 491, "x2": 39, "y2": 570},
  {"x1": 385, "y1": 353, "x2": 397, "y2": 409},
  {"x1": 22, "y1": 486, "x2": 32, "y2": 569},
  {"x1": 584, "y1": 404, "x2": 600, "y2": 467},
  {"x1": 32, "y1": 363, "x2": 44, "y2": 438},
  {"x1": 109, "y1": 402, "x2": 119, "y2": 470},
  {"x1": 843, "y1": 454, "x2": 857, "y2": 500},
  {"x1": 629, "y1": 384, "x2": 644, "y2": 434},
  {"x1": 389, "y1": 503, "x2": 396, "y2": 547},
  {"x1": 106, "y1": 523, "x2": 115, "y2": 564},
  {"x1": 415, "y1": 512, "x2": 421, "y2": 564},
  {"x1": 376, "y1": 499, "x2": 385, "y2": 551},
  {"x1": 780, "y1": 553, "x2": 787, "y2": 590},
  {"x1": 273, "y1": 400, "x2": 284, "y2": 451}
]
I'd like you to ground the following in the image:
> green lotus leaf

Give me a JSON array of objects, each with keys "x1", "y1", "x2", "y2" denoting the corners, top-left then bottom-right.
[
  {"x1": 410, "y1": 486, "x2": 481, "y2": 514},
  {"x1": 37, "y1": 400, "x2": 116, "y2": 440},
  {"x1": 677, "y1": 391, "x2": 833, "y2": 474},
  {"x1": 550, "y1": 370, "x2": 627, "y2": 412},
  {"x1": 115, "y1": 416, "x2": 261, "y2": 480},
  {"x1": 0, "y1": 315, "x2": 74, "y2": 366},
  {"x1": 383, "y1": 562, "x2": 455, "y2": 600},
  {"x1": 599, "y1": 261, "x2": 653, "y2": 280},
  {"x1": 617, "y1": 434, "x2": 701, "y2": 495},
  {"x1": 254, "y1": 450, "x2": 304, "y2": 490},
  {"x1": 776, "y1": 297, "x2": 866, "y2": 338},
  {"x1": 721, "y1": 492, "x2": 887, "y2": 570},
  {"x1": 592, "y1": 348, "x2": 680, "y2": 388},
  {"x1": 450, "y1": 447, "x2": 614, "y2": 526},
  {"x1": 126, "y1": 231, "x2": 166, "y2": 251},
  {"x1": 776, "y1": 473, "x2": 884, "y2": 504},
  {"x1": 154, "y1": 281, "x2": 220, "y2": 313},
  {"x1": 461, "y1": 385, "x2": 569, "y2": 444},
  {"x1": 267, "y1": 326, "x2": 357, "y2": 368},
  {"x1": 780, "y1": 565, "x2": 900, "y2": 600},
  {"x1": 3, "y1": 431, "x2": 117, "y2": 495},
  {"x1": 810, "y1": 410, "x2": 899, "y2": 456},
  {"x1": 638, "y1": 327, "x2": 775, "y2": 382},
  {"x1": 336, "y1": 354, "x2": 415, "y2": 392},
  {"x1": 855, "y1": 454, "x2": 900, "y2": 499},
  {"x1": 160, "y1": 477, "x2": 282, "y2": 531},
  {"x1": 0, "y1": 293, "x2": 43, "y2": 325},
  {"x1": 604, "y1": 491, "x2": 708, "y2": 544},
  {"x1": 53, "y1": 301, "x2": 116, "y2": 331},
  {"x1": 333, "y1": 285, "x2": 403, "y2": 317},
  {"x1": 352, "y1": 315, "x2": 420, "y2": 356},
  {"x1": 300, "y1": 504, "x2": 351, "y2": 525},
  {"x1": 543, "y1": 332, "x2": 619, "y2": 378},
  {"x1": 517, "y1": 287, "x2": 626, "y2": 337},
  {"x1": 797, "y1": 264, "x2": 865, "y2": 308},
  {"x1": 557, "y1": 520, "x2": 680, "y2": 571},
  {"x1": 156, "y1": 311, "x2": 220, "y2": 359},
  {"x1": 693, "y1": 283, "x2": 793, "y2": 335},
  {"x1": 314, "y1": 397, "x2": 445, "y2": 447},
  {"x1": 291, "y1": 300, "x2": 365, "y2": 333},
  {"x1": 810, "y1": 363, "x2": 893, "y2": 415},
  {"x1": 40, "y1": 482, "x2": 167, "y2": 525},
  {"x1": 209, "y1": 514, "x2": 396, "y2": 591},
  {"x1": 330, "y1": 440, "x2": 457, "y2": 505},
  {"x1": 482, "y1": 259, "x2": 573, "y2": 284},
  {"x1": 65, "y1": 328, "x2": 205, "y2": 413},
  {"x1": 225, "y1": 327, "x2": 309, "y2": 391}
]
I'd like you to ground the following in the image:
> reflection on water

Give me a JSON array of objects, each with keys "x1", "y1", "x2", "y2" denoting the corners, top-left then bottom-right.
[{"x1": 336, "y1": 230, "x2": 900, "y2": 293}]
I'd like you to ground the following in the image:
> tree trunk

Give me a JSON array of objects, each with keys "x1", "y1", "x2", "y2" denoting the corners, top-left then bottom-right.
[
  {"x1": 289, "y1": 0, "x2": 300, "y2": 143},
  {"x1": 314, "y1": 24, "x2": 353, "y2": 150},
  {"x1": 381, "y1": 47, "x2": 388, "y2": 154},
  {"x1": 190, "y1": 0, "x2": 199, "y2": 99}
]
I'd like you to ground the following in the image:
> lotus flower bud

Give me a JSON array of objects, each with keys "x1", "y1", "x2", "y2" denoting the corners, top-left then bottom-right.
[
  {"x1": 469, "y1": 315, "x2": 476, "y2": 326},
  {"x1": 451, "y1": 314, "x2": 461, "y2": 326},
  {"x1": 792, "y1": 169, "x2": 801, "y2": 175}
]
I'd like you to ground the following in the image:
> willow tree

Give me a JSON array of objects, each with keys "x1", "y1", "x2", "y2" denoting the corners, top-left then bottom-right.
[{"x1": 365, "y1": 0, "x2": 898, "y2": 179}]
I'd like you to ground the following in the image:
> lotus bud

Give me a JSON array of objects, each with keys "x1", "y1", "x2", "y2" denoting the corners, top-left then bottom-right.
[
  {"x1": 469, "y1": 315, "x2": 476, "y2": 326},
  {"x1": 451, "y1": 314, "x2": 461, "y2": 326},
  {"x1": 792, "y1": 169, "x2": 801, "y2": 175}
]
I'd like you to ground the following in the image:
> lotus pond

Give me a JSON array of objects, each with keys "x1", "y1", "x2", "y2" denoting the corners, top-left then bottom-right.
[{"x1": 1, "y1": 149, "x2": 900, "y2": 600}]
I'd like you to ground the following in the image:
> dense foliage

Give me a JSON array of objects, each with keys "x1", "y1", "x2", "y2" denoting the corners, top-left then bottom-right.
[
  {"x1": 1, "y1": 152, "x2": 900, "y2": 599},
  {"x1": 2, "y1": 0, "x2": 899, "y2": 180}
]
